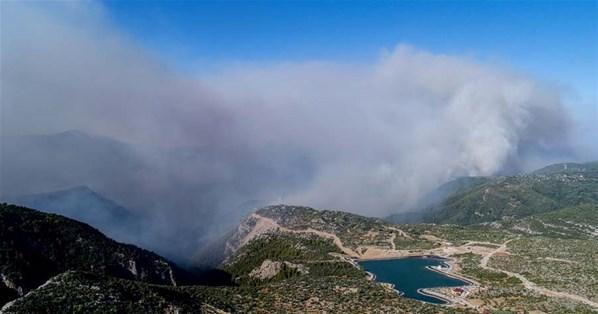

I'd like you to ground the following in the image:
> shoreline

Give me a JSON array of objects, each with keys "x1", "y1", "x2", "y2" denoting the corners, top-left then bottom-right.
[
  {"x1": 425, "y1": 265, "x2": 477, "y2": 286},
  {"x1": 358, "y1": 254, "x2": 478, "y2": 306},
  {"x1": 417, "y1": 288, "x2": 453, "y2": 305},
  {"x1": 357, "y1": 254, "x2": 446, "y2": 262}
]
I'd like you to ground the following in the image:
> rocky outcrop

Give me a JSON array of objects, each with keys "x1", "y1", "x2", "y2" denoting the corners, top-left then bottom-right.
[
  {"x1": 1, "y1": 274, "x2": 22, "y2": 297},
  {"x1": 248, "y1": 259, "x2": 308, "y2": 280},
  {"x1": 223, "y1": 213, "x2": 281, "y2": 261}
]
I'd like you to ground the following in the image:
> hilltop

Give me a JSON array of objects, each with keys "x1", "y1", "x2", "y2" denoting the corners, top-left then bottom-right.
[{"x1": 216, "y1": 204, "x2": 597, "y2": 312}]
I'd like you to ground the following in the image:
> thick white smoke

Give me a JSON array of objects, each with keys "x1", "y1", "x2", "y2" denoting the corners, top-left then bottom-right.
[
  {"x1": 1, "y1": 1, "x2": 579, "y2": 259},
  {"x1": 206, "y1": 47, "x2": 571, "y2": 212}
]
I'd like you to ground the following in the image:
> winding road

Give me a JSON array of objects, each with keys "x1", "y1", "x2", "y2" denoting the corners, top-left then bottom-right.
[
  {"x1": 480, "y1": 238, "x2": 598, "y2": 309},
  {"x1": 248, "y1": 214, "x2": 361, "y2": 257},
  {"x1": 244, "y1": 214, "x2": 598, "y2": 309}
]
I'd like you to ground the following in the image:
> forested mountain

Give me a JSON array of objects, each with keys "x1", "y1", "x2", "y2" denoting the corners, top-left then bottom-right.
[
  {"x1": 2, "y1": 201, "x2": 597, "y2": 313},
  {"x1": 388, "y1": 161, "x2": 598, "y2": 225},
  {"x1": 0, "y1": 204, "x2": 194, "y2": 302}
]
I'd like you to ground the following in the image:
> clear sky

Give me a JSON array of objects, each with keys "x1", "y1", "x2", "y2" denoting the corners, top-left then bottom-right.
[{"x1": 102, "y1": 1, "x2": 597, "y2": 103}]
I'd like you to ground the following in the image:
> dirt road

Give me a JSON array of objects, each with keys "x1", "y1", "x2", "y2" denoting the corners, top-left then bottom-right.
[{"x1": 480, "y1": 238, "x2": 598, "y2": 309}]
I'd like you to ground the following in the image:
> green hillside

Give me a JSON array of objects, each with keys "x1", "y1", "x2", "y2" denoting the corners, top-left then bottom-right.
[
  {"x1": 423, "y1": 161, "x2": 598, "y2": 225},
  {"x1": 0, "y1": 204, "x2": 194, "y2": 299},
  {"x1": 387, "y1": 176, "x2": 491, "y2": 224},
  {"x1": 2, "y1": 202, "x2": 596, "y2": 313},
  {"x1": 531, "y1": 161, "x2": 598, "y2": 175},
  {"x1": 500, "y1": 204, "x2": 598, "y2": 239},
  {"x1": 0, "y1": 205, "x2": 441, "y2": 313}
]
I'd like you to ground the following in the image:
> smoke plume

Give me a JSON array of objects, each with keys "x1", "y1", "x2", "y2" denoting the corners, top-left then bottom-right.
[{"x1": 0, "y1": 2, "x2": 581, "y2": 260}]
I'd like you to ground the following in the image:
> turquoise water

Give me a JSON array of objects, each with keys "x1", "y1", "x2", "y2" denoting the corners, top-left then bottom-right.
[{"x1": 359, "y1": 256, "x2": 469, "y2": 304}]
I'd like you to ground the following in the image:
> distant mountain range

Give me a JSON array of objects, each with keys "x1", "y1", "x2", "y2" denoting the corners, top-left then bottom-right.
[
  {"x1": 0, "y1": 130, "x2": 145, "y2": 200},
  {"x1": 9, "y1": 186, "x2": 139, "y2": 243}
]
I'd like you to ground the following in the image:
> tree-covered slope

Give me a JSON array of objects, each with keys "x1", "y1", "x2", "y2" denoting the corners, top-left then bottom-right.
[
  {"x1": 0, "y1": 204, "x2": 443, "y2": 313},
  {"x1": 387, "y1": 176, "x2": 490, "y2": 224},
  {"x1": 424, "y1": 161, "x2": 598, "y2": 225},
  {"x1": 0, "y1": 204, "x2": 194, "y2": 300},
  {"x1": 499, "y1": 204, "x2": 598, "y2": 239},
  {"x1": 2, "y1": 203, "x2": 596, "y2": 313},
  {"x1": 0, "y1": 271, "x2": 207, "y2": 314},
  {"x1": 531, "y1": 161, "x2": 598, "y2": 175}
]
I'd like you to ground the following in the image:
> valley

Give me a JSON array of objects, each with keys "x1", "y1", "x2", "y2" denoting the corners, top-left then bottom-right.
[
  {"x1": 223, "y1": 204, "x2": 598, "y2": 312},
  {"x1": 4, "y1": 1, "x2": 597, "y2": 312},
  {"x1": 1, "y1": 161, "x2": 597, "y2": 313}
]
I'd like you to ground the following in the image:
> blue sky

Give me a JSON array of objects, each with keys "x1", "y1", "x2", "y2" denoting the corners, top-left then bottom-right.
[{"x1": 103, "y1": 1, "x2": 596, "y2": 93}]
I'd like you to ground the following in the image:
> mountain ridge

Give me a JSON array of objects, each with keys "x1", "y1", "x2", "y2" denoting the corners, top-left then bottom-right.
[
  {"x1": 0, "y1": 204, "x2": 196, "y2": 301},
  {"x1": 9, "y1": 185, "x2": 139, "y2": 243},
  {"x1": 2, "y1": 182, "x2": 597, "y2": 312},
  {"x1": 387, "y1": 160, "x2": 598, "y2": 225}
]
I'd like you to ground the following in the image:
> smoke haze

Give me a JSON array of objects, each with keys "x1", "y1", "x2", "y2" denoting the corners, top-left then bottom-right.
[{"x1": 0, "y1": 2, "x2": 589, "y2": 261}]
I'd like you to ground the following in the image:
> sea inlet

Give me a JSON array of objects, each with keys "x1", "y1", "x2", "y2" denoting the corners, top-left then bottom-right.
[{"x1": 359, "y1": 256, "x2": 470, "y2": 304}]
